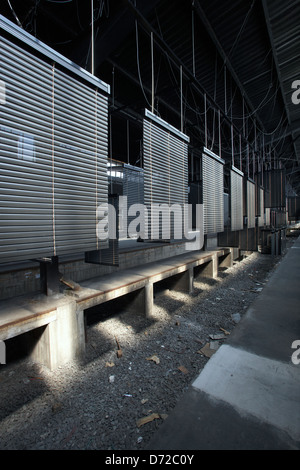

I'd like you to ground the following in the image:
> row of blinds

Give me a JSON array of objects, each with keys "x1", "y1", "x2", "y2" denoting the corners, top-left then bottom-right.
[
  {"x1": 143, "y1": 110, "x2": 189, "y2": 241},
  {"x1": 230, "y1": 167, "x2": 244, "y2": 231},
  {"x1": 0, "y1": 34, "x2": 109, "y2": 263},
  {"x1": 202, "y1": 148, "x2": 225, "y2": 234},
  {"x1": 247, "y1": 180, "x2": 256, "y2": 229}
]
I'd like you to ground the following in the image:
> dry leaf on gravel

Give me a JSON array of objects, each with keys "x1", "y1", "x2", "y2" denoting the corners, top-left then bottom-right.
[
  {"x1": 136, "y1": 413, "x2": 161, "y2": 428},
  {"x1": 146, "y1": 355, "x2": 160, "y2": 364}
]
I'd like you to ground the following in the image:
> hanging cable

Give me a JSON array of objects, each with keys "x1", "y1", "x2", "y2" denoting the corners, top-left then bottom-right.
[
  {"x1": 7, "y1": 0, "x2": 22, "y2": 27},
  {"x1": 231, "y1": 124, "x2": 234, "y2": 167},
  {"x1": 180, "y1": 65, "x2": 183, "y2": 132},
  {"x1": 192, "y1": 2, "x2": 196, "y2": 77},
  {"x1": 227, "y1": 0, "x2": 256, "y2": 61},
  {"x1": 218, "y1": 109, "x2": 221, "y2": 159},
  {"x1": 151, "y1": 31, "x2": 154, "y2": 113},
  {"x1": 127, "y1": 120, "x2": 130, "y2": 164},
  {"x1": 45, "y1": 0, "x2": 73, "y2": 3},
  {"x1": 239, "y1": 134, "x2": 242, "y2": 170},
  {"x1": 95, "y1": 88, "x2": 98, "y2": 249},
  {"x1": 210, "y1": 53, "x2": 218, "y2": 151},
  {"x1": 111, "y1": 66, "x2": 115, "y2": 109},
  {"x1": 204, "y1": 93, "x2": 207, "y2": 148},
  {"x1": 224, "y1": 65, "x2": 227, "y2": 115},
  {"x1": 135, "y1": 20, "x2": 152, "y2": 109},
  {"x1": 51, "y1": 64, "x2": 57, "y2": 257},
  {"x1": 91, "y1": 0, "x2": 94, "y2": 75}
]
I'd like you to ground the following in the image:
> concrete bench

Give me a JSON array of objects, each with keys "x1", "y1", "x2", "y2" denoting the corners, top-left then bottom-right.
[
  {"x1": 0, "y1": 247, "x2": 233, "y2": 370},
  {"x1": 0, "y1": 294, "x2": 84, "y2": 370}
]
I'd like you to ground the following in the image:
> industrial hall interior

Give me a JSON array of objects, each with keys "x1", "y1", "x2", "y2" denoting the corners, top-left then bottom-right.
[{"x1": 0, "y1": 0, "x2": 299, "y2": 451}]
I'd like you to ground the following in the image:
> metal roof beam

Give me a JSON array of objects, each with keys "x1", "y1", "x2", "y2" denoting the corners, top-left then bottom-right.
[
  {"x1": 262, "y1": 0, "x2": 298, "y2": 163},
  {"x1": 192, "y1": 0, "x2": 265, "y2": 133},
  {"x1": 122, "y1": 0, "x2": 255, "y2": 150}
]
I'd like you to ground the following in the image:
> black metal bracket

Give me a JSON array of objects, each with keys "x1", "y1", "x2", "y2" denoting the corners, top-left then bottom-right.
[{"x1": 37, "y1": 256, "x2": 61, "y2": 296}]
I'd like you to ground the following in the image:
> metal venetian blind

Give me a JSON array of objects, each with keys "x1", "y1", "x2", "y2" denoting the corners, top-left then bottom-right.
[
  {"x1": 0, "y1": 36, "x2": 108, "y2": 263},
  {"x1": 265, "y1": 207, "x2": 270, "y2": 226},
  {"x1": 263, "y1": 170, "x2": 286, "y2": 208},
  {"x1": 143, "y1": 110, "x2": 189, "y2": 241},
  {"x1": 123, "y1": 163, "x2": 144, "y2": 237},
  {"x1": 247, "y1": 180, "x2": 256, "y2": 229},
  {"x1": 287, "y1": 196, "x2": 300, "y2": 218},
  {"x1": 202, "y1": 148, "x2": 224, "y2": 234},
  {"x1": 0, "y1": 37, "x2": 54, "y2": 263},
  {"x1": 257, "y1": 187, "x2": 265, "y2": 227},
  {"x1": 230, "y1": 166, "x2": 244, "y2": 231},
  {"x1": 53, "y1": 67, "x2": 108, "y2": 255}
]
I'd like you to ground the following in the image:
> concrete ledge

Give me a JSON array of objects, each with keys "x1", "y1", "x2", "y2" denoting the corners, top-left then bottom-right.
[
  {"x1": 0, "y1": 295, "x2": 61, "y2": 341},
  {"x1": 76, "y1": 250, "x2": 219, "y2": 312},
  {"x1": 0, "y1": 247, "x2": 233, "y2": 369}
]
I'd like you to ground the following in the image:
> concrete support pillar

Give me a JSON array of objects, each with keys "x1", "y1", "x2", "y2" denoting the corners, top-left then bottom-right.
[
  {"x1": 195, "y1": 254, "x2": 218, "y2": 280},
  {"x1": 30, "y1": 299, "x2": 85, "y2": 370},
  {"x1": 125, "y1": 282, "x2": 154, "y2": 319},
  {"x1": 219, "y1": 250, "x2": 233, "y2": 269},
  {"x1": 144, "y1": 282, "x2": 154, "y2": 319},
  {"x1": 170, "y1": 267, "x2": 194, "y2": 294}
]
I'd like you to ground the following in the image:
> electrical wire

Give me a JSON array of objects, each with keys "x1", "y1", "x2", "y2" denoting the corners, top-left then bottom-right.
[
  {"x1": 227, "y1": 0, "x2": 256, "y2": 62},
  {"x1": 6, "y1": 0, "x2": 22, "y2": 27},
  {"x1": 154, "y1": 6, "x2": 272, "y2": 153},
  {"x1": 75, "y1": 0, "x2": 84, "y2": 31},
  {"x1": 45, "y1": 0, "x2": 73, "y2": 3},
  {"x1": 135, "y1": 20, "x2": 152, "y2": 110}
]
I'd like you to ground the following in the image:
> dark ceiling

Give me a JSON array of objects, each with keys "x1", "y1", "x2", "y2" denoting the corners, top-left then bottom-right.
[{"x1": 1, "y1": 0, "x2": 300, "y2": 194}]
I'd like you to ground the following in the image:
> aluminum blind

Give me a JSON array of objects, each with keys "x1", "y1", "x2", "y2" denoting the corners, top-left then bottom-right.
[
  {"x1": 143, "y1": 110, "x2": 189, "y2": 241},
  {"x1": 265, "y1": 208, "x2": 270, "y2": 226},
  {"x1": 247, "y1": 180, "x2": 256, "y2": 229},
  {"x1": 263, "y1": 170, "x2": 286, "y2": 208},
  {"x1": 230, "y1": 167, "x2": 244, "y2": 231},
  {"x1": 123, "y1": 164, "x2": 144, "y2": 237},
  {"x1": 287, "y1": 196, "x2": 300, "y2": 218},
  {"x1": 0, "y1": 35, "x2": 108, "y2": 263},
  {"x1": 53, "y1": 67, "x2": 108, "y2": 256},
  {"x1": 202, "y1": 148, "x2": 224, "y2": 234},
  {"x1": 257, "y1": 188, "x2": 265, "y2": 227}
]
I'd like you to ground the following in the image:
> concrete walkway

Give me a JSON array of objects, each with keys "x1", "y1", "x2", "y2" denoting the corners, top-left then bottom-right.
[{"x1": 147, "y1": 237, "x2": 300, "y2": 450}]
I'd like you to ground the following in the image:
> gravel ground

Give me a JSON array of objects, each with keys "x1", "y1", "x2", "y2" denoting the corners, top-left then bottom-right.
[{"x1": 0, "y1": 242, "x2": 293, "y2": 450}]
